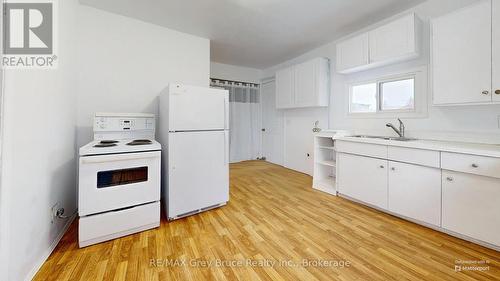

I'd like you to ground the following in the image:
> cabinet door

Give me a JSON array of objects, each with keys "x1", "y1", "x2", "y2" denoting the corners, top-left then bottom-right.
[
  {"x1": 493, "y1": 0, "x2": 500, "y2": 102},
  {"x1": 369, "y1": 14, "x2": 418, "y2": 63},
  {"x1": 336, "y1": 34, "x2": 369, "y2": 73},
  {"x1": 294, "y1": 60, "x2": 316, "y2": 106},
  {"x1": 275, "y1": 67, "x2": 295, "y2": 108},
  {"x1": 337, "y1": 153, "x2": 388, "y2": 209},
  {"x1": 432, "y1": 0, "x2": 492, "y2": 105},
  {"x1": 442, "y1": 171, "x2": 500, "y2": 246},
  {"x1": 388, "y1": 162, "x2": 441, "y2": 226}
]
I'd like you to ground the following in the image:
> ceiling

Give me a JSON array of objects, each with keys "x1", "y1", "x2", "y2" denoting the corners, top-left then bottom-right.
[{"x1": 79, "y1": 0, "x2": 425, "y2": 69}]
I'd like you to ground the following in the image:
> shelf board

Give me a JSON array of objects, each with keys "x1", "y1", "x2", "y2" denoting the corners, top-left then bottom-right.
[
  {"x1": 315, "y1": 160, "x2": 336, "y2": 167},
  {"x1": 317, "y1": 146, "x2": 335, "y2": 150}
]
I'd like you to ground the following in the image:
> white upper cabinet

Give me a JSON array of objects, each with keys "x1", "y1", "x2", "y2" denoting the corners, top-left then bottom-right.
[
  {"x1": 493, "y1": 0, "x2": 500, "y2": 102},
  {"x1": 275, "y1": 57, "x2": 329, "y2": 109},
  {"x1": 275, "y1": 67, "x2": 295, "y2": 108},
  {"x1": 336, "y1": 34, "x2": 369, "y2": 73},
  {"x1": 336, "y1": 13, "x2": 421, "y2": 74},
  {"x1": 369, "y1": 14, "x2": 420, "y2": 64},
  {"x1": 432, "y1": 0, "x2": 494, "y2": 105}
]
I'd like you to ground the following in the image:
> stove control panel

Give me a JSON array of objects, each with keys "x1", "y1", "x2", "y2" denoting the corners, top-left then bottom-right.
[{"x1": 94, "y1": 114, "x2": 155, "y2": 132}]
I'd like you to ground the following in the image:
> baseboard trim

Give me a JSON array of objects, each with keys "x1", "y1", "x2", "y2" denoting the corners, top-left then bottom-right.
[{"x1": 24, "y1": 214, "x2": 76, "y2": 281}]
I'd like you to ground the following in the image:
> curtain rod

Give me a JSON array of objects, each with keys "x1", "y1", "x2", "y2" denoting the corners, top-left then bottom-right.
[{"x1": 210, "y1": 77, "x2": 260, "y2": 87}]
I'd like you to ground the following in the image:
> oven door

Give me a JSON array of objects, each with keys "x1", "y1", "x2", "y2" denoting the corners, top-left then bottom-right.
[{"x1": 79, "y1": 151, "x2": 161, "y2": 216}]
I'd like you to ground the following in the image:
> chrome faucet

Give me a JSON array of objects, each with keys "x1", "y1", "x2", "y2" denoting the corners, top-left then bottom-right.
[{"x1": 386, "y1": 118, "x2": 405, "y2": 138}]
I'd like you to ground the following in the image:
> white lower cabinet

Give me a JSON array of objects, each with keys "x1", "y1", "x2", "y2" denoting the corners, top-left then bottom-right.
[
  {"x1": 442, "y1": 170, "x2": 500, "y2": 246},
  {"x1": 337, "y1": 153, "x2": 388, "y2": 209},
  {"x1": 388, "y1": 161, "x2": 441, "y2": 226}
]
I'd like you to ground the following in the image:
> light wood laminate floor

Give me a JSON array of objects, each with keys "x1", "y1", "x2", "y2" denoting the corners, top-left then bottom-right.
[{"x1": 34, "y1": 161, "x2": 499, "y2": 281}]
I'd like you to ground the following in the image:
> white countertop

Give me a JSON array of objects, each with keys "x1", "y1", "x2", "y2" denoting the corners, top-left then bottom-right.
[{"x1": 335, "y1": 136, "x2": 500, "y2": 158}]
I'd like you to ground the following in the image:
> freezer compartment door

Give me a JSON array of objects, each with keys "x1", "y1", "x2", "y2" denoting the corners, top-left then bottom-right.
[
  {"x1": 168, "y1": 131, "x2": 229, "y2": 218},
  {"x1": 169, "y1": 87, "x2": 229, "y2": 131}
]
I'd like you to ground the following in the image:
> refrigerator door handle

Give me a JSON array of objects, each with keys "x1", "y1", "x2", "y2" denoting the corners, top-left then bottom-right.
[
  {"x1": 224, "y1": 95, "x2": 229, "y2": 130},
  {"x1": 224, "y1": 131, "x2": 229, "y2": 165}
]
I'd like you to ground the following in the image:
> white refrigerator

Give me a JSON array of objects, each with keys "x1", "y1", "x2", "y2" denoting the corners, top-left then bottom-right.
[{"x1": 159, "y1": 84, "x2": 229, "y2": 220}]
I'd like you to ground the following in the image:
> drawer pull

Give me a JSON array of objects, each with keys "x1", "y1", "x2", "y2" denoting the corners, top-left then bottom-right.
[
  {"x1": 379, "y1": 165, "x2": 385, "y2": 169},
  {"x1": 446, "y1": 177, "x2": 453, "y2": 182},
  {"x1": 482, "y1": 90, "x2": 490, "y2": 95},
  {"x1": 471, "y1": 163, "x2": 479, "y2": 168}
]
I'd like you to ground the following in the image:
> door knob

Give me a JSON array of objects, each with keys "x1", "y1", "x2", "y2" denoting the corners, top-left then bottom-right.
[
  {"x1": 482, "y1": 90, "x2": 490, "y2": 95},
  {"x1": 495, "y1": 90, "x2": 500, "y2": 95}
]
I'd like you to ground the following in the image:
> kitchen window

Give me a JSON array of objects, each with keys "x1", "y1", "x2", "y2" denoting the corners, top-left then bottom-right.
[{"x1": 347, "y1": 67, "x2": 427, "y2": 118}]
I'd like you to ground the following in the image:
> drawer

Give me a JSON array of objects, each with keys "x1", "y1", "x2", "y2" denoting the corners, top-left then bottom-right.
[
  {"x1": 441, "y1": 152, "x2": 500, "y2": 179},
  {"x1": 79, "y1": 201, "x2": 160, "y2": 247},
  {"x1": 388, "y1": 146, "x2": 440, "y2": 168},
  {"x1": 336, "y1": 140, "x2": 387, "y2": 159}
]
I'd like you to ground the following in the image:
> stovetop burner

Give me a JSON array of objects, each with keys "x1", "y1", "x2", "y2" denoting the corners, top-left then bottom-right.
[
  {"x1": 93, "y1": 140, "x2": 119, "y2": 147},
  {"x1": 94, "y1": 143, "x2": 118, "y2": 148},
  {"x1": 99, "y1": 140, "x2": 119, "y2": 144},
  {"x1": 127, "y1": 139, "x2": 153, "y2": 146}
]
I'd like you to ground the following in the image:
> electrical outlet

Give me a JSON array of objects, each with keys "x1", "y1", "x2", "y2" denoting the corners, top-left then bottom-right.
[{"x1": 51, "y1": 203, "x2": 60, "y2": 224}]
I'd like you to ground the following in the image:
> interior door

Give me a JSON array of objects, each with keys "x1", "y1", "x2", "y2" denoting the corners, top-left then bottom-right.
[
  {"x1": 294, "y1": 60, "x2": 316, "y2": 106},
  {"x1": 168, "y1": 131, "x2": 229, "y2": 218},
  {"x1": 432, "y1": 0, "x2": 492, "y2": 104},
  {"x1": 169, "y1": 88, "x2": 228, "y2": 131},
  {"x1": 493, "y1": 0, "x2": 500, "y2": 101},
  {"x1": 261, "y1": 80, "x2": 284, "y2": 165}
]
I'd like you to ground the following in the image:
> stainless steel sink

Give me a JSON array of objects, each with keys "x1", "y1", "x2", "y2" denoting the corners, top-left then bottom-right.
[{"x1": 350, "y1": 135, "x2": 418, "y2": 142}]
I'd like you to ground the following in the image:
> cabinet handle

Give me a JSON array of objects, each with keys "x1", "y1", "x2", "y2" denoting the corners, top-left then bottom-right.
[
  {"x1": 446, "y1": 177, "x2": 453, "y2": 182},
  {"x1": 471, "y1": 163, "x2": 479, "y2": 168},
  {"x1": 391, "y1": 167, "x2": 396, "y2": 171},
  {"x1": 482, "y1": 90, "x2": 490, "y2": 95},
  {"x1": 496, "y1": 90, "x2": 500, "y2": 95},
  {"x1": 379, "y1": 165, "x2": 385, "y2": 169}
]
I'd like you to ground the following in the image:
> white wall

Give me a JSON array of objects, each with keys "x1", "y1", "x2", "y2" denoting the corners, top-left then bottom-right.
[
  {"x1": 77, "y1": 6, "x2": 210, "y2": 147},
  {"x1": 261, "y1": 0, "x2": 500, "y2": 174},
  {"x1": 0, "y1": 1, "x2": 79, "y2": 280},
  {"x1": 0, "y1": 3, "x2": 211, "y2": 281},
  {"x1": 262, "y1": 58, "x2": 330, "y2": 176},
  {"x1": 210, "y1": 62, "x2": 262, "y2": 84}
]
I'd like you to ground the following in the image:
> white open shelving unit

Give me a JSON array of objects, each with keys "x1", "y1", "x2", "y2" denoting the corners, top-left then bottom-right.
[{"x1": 313, "y1": 130, "x2": 347, "y2": 195}]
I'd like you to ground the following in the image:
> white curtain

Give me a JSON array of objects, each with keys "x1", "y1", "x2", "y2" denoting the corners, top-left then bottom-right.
[{"x1": 211, "y1": 79, "x2": 261, "y2": 163}]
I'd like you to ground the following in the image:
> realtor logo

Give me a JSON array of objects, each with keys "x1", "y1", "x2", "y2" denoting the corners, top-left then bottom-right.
[{"x1": 2, "y1": 0, "x2": 58, "y2": 69}]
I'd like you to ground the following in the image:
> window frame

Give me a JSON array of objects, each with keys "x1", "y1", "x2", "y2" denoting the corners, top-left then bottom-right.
[
  {"x1": 377, "y1": 75, "x2": 416, "y2": 113},
  {"x1": 346, "y1": 66, "x2": 428, "y2": 119}
]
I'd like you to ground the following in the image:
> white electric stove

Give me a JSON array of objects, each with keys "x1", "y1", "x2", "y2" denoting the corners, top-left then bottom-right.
[{"x1": 78, "y1": 113, "x2": 161, "y2": 247}]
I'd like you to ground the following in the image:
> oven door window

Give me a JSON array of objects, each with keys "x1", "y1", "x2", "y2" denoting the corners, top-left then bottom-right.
[{"x1": 97, "y1": 166, "x2": 148, "y2": 188}]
